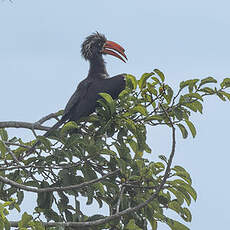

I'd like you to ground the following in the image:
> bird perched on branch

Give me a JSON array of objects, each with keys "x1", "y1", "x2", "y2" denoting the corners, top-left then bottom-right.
[{"x1": 28, "y1": 32, "x2": 127, "y2": 153}]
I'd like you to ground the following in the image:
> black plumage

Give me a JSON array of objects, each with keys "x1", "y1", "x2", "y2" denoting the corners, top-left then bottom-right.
[{"x1": 28, "y1": 32, "x2": 127, "y2": 152}]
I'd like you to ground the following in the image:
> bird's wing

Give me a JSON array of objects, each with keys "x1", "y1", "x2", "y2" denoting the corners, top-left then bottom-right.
[
  {"x1": 63, "y1": 74, "x2": 126, "y2": 123},
  {"x1": 63, "y1": 78, "x2": 101, "y2": 122},
  {"x1": 62, "y1": 79, "x2": 91, "y2": 118},
  {"x1": 101, "y1": 74, "x2": 126, "y2": 99}
]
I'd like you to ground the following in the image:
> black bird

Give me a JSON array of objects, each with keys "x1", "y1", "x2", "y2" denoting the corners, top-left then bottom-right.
[{"x1": 28, "y1": 32, "x2": 127, "y2": 153}]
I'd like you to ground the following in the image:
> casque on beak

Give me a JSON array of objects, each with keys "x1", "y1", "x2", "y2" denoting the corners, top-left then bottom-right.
[{"x1": 102, "y1": 40, "x2": 128, "y2": 63}]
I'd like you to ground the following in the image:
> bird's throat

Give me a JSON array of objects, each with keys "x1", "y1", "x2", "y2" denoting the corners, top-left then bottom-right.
[{"x1": 88, "y1": 56, "x2": 108, "y2": 79}]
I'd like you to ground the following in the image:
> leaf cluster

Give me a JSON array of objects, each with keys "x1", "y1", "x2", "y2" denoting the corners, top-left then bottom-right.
[{"x1": 0, "y1": 70, "x2": 229, "y2": 229}]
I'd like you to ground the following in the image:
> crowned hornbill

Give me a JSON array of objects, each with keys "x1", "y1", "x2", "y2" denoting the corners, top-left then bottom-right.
[{"x1": 28, "y1": 32, "x2": 127, "y2": 153}]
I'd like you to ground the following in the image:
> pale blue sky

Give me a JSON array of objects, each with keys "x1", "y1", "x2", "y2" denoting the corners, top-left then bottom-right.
[{"x1": 0, "y1": 0, "x2": 230, "y2": 229}]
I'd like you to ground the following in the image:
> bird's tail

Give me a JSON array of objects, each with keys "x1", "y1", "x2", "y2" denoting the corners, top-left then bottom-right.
[{"x1": 26, "y1": 119, "x2": 64, "y2": 156}]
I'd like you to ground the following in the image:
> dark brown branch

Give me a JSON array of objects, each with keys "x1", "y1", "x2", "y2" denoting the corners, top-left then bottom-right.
[
  {"x1": 0, "y1": 162, "x2": 82, "y2": 171},
  {"x1": 0, "y1": 169, "x2": 120, "y2": 193},
  {"x1": 0, "y1": 121, "x2": 50, "y2": 132}
]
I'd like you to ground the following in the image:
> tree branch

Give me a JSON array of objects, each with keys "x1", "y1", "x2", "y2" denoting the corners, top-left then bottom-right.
[
  {"x1": 37, "y1": 111, "x2": 62, "y2": 124},
  {"x1": 0, "y1": 121, "x2": 50, "y2": 132},
  {"x1": 0, "y1": 169, "x2": 120, "y2": 193}
]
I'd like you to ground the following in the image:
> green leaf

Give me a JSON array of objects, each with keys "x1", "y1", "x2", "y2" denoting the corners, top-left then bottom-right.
[
  {"x1": 185, "y1": 120, "x2": 196, "y2": 138},
  {"x1": 172, "y1": 165, "x2": 192, "y2": 185},
  {"x1": 125, "y1": 219, "x2": 142, "y2": 230},
  {"x1": 164, "y1": 85, "x2": 174, "y2": 104},
  {"x1": 182, "y1": 101, "x2": 203, "y2": 114},
  {"x1": 167, "y1": 187, "x2": 184, "y2": 205},
  {"x1": 171, "y1": 179, "x2": 197, "y2": 201},
  {"x1": 220, "y1": 78, "x2": 230, "y2": 88},
  {"x1": 37, "y1": 181, "x2": 53, "y2": 209},
  {"x1": 86, "y1": 187, "x2": 94, "y2": 205},
  {"x1": 99, "y1": 92, "x2": 116, "y2": 114},
  {"x1": 167, "y1": 219, "x2": 190, "y2": 230},
  {"x1": 116, "y1": 158, "x2": 127, "y2": 173},
  {"x1": 144, "y1": 143, "x2": 152, "y2": 153},
  {"x1": 159, "y1": 155, "x2": 168, "y2": 163},
  {"x1": 183, "y1": 92, "x2": 203, "y2": 101},
  {"x1": 216, "y1": 92, "x2": 226, "y2": 101},
  {"x1": 93, "y1": 182, "x2": 105, "y2": 195},
  {"x1": 36, "y1": 136, "x2": 52, "y2": 150},
  {"x1": 180, "y1": 79, "x2": 199, "y2": 90},
  {"x1": 18, "y1": 212, "x2": 33, "y2": 228},
  {"x1": 154, "y1": 69, "x2": 165, "y2": 82},
  {"x1": 173, "y1": 107, "x2": 183, "y2": 120},
  {"x1": 138, "y1": 72, "x2": 154, "y2": 89},
  {"x1": 168, "y1": 200, "x2": 182, "y2": 215},
  {"x1": 125, "y1": 119, "x2": 137, "y2": 134},
  {"x1": 100, "y1": 149, "x2": 116, "y2": 156},
  {"x1": 192, "y1": 101, "x2": 203, "y2": 113},
  {"x1": 0, "y1": 141, "x2": 7, "y2": 158},
  {"x1": 176, "y1": 124, "x2": 188, "y2": 139},
  {"x1": 219, "y1": 91, "x2": 230, "y2": 101},
  {"x1": 17, "y1": 191, "x2": 24, "y2": 205},
  {"x1": 126, "y1": 74, "x2": 137, "y2": 90},
  {"x1": 81, "y1": 164, "x2": 97, "y2": 181},
  {"x1": 181, "y1": 207, "x2": 192, "y2": 222},
  {"x1": 3, "y1": 219, "x2": 10, "y2": 230},
  {"x1": 149, "y1": 218, "x2": 157, "y2": 230},
  {"x1": 130, "y1": 105, "x2": 148, "y2": 116},
  {"x1": 145, "y1": 115, "x2": 163, "y2": 122},
  {"x1": 43, "y1": 209, "x2": 61, "y2": 222},
  {"x1": 199, "y1": 87, "x2": 215, "y2": 94},
  {"x1": 0, "y1": 129, "x2": 8, "y2": 141},
  {"x1": 61, "y1": 121, "x2": 78, "y2": 136},
  {"x1": 199, "y1": 76, "x2": 217, "y2": 87}
]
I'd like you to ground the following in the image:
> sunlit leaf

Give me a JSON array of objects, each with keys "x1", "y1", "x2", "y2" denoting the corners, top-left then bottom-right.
[
  {"x1": 220, "y1": 78, "x2": 230, "y2": 88},
  {"x1": 199, "y1": 87, "x2": 215, "y2": 94},
  {"x1": 99, "y1": 92, "x2": 116, "y2": 114},
  {"x1": 180, "y1": 79, "x2": 199, "y2": 90},
  {"x1": 138, "y1": 72, "x2": 154, "y2": 89},
  {"x1": 154, "y1": 69, "x2": 165, "y2": 82},
  {"x1": 199, "y1": 76, "x2": 217, "y2": 87},
  {"x1": 126, "y1": 74, "x2": 137, "y2": 90}
]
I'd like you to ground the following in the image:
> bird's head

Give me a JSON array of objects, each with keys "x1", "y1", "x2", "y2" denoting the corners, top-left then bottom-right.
[{"x1": 81, "y1": 32, "x2": 127, "y2": 63}]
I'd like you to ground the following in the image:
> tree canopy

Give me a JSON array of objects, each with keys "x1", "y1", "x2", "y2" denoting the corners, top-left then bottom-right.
[{"x1": 0, "y1": 70, "x2": 229, "y2": 230}]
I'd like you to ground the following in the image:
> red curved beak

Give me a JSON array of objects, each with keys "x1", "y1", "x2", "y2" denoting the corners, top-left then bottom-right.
[{"x1": 102, "y1": 40, "x2": 128, "y2": 63}]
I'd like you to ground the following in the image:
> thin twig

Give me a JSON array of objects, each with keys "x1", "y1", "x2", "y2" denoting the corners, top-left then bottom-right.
[
  {"x1": 37, "y1": 111, "x2": 62, "y2": 124},
  {"x1": 4, "y1": 141, "x2": 30, "y2": 149},
  {"x1": 116, "y1": 186, "x2": 125, "y2": 213}
]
